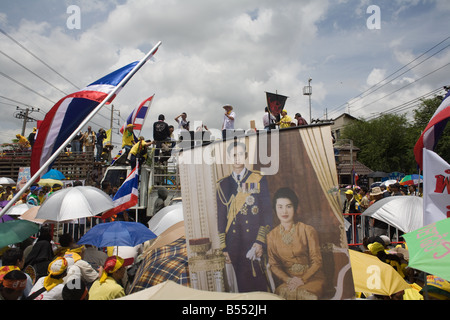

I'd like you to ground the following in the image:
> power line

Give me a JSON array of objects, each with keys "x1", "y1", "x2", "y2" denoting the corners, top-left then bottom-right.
[
  {"x1": 0, "y1": 71, "x2": 56, "y2": 104},
  {"x1": 350, "y1": 43, "x2": 450, "y2": 106},
  {"x1": 327, "y1": 35, "x2": 450, "y2": 118},
  {"x1": 0, "y1": 49, "x2": 70, "y2": 96},
  {"x1": 0, "y1": 95, "x2": 34, "y2": 109},
  {"x1": 351, "y1": 61, "x2": 450, "y2": 114},
  {"x1": 0, "y1": 27, "x2": 80, "y2": 90},
  {"x1": 364, "y1": 86, "x2": 445, "y2": 121}
]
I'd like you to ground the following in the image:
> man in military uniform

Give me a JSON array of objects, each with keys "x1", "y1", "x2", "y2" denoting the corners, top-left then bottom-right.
[{"x1": 216, "y1": 141, "x2": 272, "y2": 292}]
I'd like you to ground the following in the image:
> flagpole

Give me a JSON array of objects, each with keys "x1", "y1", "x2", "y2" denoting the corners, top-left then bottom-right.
[{"x1": 0, "y1": 41, "x2": 162, "y2": 218}]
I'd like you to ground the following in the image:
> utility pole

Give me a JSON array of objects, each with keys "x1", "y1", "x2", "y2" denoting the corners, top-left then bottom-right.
[
  {"x1": 14, "y1": 107, "x2": 40, "y2": 136},
  {"x1": 303, "y1": 78, "x2": 312, "y2": 123},
  {"x1": 110, "y1": 104, "x2": 114, "y2": 146},
  {"x1": 109, "y1": 104, "x2": 120, "y2": 147}
]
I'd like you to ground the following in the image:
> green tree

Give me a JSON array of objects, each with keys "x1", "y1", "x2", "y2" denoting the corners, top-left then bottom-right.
[{"x1": 341, "y1": 114, "x2": 417, "y2": 173}]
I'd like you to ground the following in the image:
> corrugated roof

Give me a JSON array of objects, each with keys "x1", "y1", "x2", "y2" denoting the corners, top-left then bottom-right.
[{"x1": 337, "y1": 160, "x2": 374, "y2": 175}]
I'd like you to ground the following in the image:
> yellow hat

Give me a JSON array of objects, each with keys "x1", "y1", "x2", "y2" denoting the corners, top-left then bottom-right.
[
  {"x1": 43, "y1": 257, "x2": 68, "y2": 291},
  {"x1": 368, "y1": 242, "x2": 385, "y2": 256},
  {"x1": 99, "y1": 255, "x2": 132, "y2": 283}
]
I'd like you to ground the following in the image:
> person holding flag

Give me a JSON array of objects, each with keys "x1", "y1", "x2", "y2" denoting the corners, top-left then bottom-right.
[
  {"x1": 277, "y1": 110, "x2": 292, "y2": 129},
  {"x1": 122, "y1": 124, "x2": 137, "y2": 154},
  {"x1": 128, "y1": 136, "x2": 153, "y2": 170}
]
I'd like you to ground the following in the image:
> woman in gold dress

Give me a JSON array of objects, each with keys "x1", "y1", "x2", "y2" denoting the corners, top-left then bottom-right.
[{"x1": 267, "y1": 187, "x2": 325, "y2": 299}]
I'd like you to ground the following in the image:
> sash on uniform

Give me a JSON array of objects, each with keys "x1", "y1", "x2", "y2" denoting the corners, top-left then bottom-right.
[{"x1": 223, "y1": 172, "x2": 263, "y2": 234}]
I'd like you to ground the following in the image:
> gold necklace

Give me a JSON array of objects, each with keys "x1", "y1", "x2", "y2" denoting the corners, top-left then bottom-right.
[{"x1": 280, "y1": 223, "x2": 295, "y2": 245}]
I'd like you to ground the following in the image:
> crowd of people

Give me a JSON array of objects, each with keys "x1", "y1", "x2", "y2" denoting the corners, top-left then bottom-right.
[
  {"x1": 342, "y1": 182, "x2": 422, "y2": 244},
  {"x1": 0, "y1": 228, "x2": 133, "y2": 300},
  {"x1": 340, "y1": 181, "x2": 442, "y2": 300},
  {"x1": 11, "y1": 104, "x2": 309, "y2": 167},
  {"x1": 0, "y1": 176, "x2": 147, "y2": 301},
  {"x1": 2, "y1": 105, "x2": 443, "y2": 301}
]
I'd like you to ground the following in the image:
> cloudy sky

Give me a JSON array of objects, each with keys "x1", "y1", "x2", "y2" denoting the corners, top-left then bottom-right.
[{"x1": 0, "y1": 0, "x2": 449, "y2": 148}]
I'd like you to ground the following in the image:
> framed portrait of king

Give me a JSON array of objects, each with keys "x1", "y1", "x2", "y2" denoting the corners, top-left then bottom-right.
[{"x1": 178, "y1": 124, "x2": 355, "y2": 300}]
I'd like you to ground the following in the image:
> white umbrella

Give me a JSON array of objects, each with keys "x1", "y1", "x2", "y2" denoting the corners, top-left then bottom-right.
[
  {"x1": 19, "y1": 206, "x2": 49, "y2": 224},
  {"x1": 148, "y1": 203, "x2": 184, "y2": 236},
  {"x1": 2, "y1": 203, "x2": 36, "y2": 216},
  {"x1": 0, "y1": 177, "x2": 15, "y2": 184},
  {"x1": 117, "y1": 280, "x2": 283, "y2": 300},
  {"x1": 380, "y1": 179, "x2": 397, "y2": 187},
  {"x1": 36, "y1": 186, "x2": 114, "y2": 222},
  {"x1": 362, "y1": 196, "x2": 423, "y2": 233}
]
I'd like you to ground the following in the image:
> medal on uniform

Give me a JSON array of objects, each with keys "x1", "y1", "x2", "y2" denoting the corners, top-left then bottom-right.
[{"x1": 245, "y1": 195, "x2": 255, "y2": 206}]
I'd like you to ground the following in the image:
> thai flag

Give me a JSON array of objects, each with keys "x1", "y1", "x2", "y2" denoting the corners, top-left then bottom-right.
[
  {"x1": 110, "y1": 148, "x2": 125, "y2": 165},
  {"x1": 120, "y1": 95, "x2": 154, "y2": 135},
  {"x1": 101, "y1": 162, "x2": 139, "y2": 220},
  {"x1": 30, "y1": 61, "x2": 139, "y2": 176},
  {"x1": 414, "y1": 90, "x2": 450, "y2": 170}
]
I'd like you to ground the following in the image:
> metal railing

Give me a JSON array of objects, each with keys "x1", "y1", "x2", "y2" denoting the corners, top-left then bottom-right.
[{"x1": 343, "y1": 212, "x2": 404, "y2": 247}]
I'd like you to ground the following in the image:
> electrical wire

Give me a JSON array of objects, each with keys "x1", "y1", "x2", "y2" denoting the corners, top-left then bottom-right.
[
  {"x1": 0, "y1": 27, "x2": 80, "y2": 90},
  {"x1": 0, "y1": 49, "x2": 70, "y2": 96},
  {"x1": 327, "y1": 36, "x2": 450, "y2": 118}
]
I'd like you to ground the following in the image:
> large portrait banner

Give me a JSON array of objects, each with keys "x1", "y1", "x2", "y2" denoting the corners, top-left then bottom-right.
[{"x1": 178, "y1": 125, "x2": 355, "y2": 300}]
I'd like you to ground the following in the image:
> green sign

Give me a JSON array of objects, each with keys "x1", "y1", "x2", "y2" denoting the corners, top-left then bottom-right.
[{"x1": 403, "y1": 218, "x2": 450, "y2": 282}]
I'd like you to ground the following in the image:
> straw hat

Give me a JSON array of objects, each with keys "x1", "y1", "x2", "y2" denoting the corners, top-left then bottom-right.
[
  {"x1": 223, "y1": 105, "x2": 233, "y2": 110},
  {"x1": 370, "y1": 186, "x2": 383, "y2": 196}
]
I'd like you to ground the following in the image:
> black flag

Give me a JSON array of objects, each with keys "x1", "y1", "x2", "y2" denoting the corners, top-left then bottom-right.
[{"x1": 266, "y1": 92, "x2": 288, "y2": 118}]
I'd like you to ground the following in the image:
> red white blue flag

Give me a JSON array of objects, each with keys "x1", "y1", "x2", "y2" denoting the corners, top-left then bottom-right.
[
  {"x1": 414, "y1": 90, "x2": 450, "y2": 170},
  {"x1": 31, "y1": 61, "x2": 139, "y2": 176},
  {"x1": 102, "y1": 162, "x2": 139, "y2": 220},
  {"x1": 120, "y1": 95, "x2": 154, "y2": 135}
]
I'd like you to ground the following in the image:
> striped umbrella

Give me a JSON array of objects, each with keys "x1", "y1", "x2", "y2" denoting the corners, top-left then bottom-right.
[{"x1": 399, "y1": 174, "x2": 423, "y2": 186}]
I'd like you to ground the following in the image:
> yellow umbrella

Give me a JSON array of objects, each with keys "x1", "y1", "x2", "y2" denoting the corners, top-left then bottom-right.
[
  {"x1": 37, "y1": 179, "x2": 64, "y2": 187},
  {"x1": 349, "y1": 250, "x2": 411, "y2": 297}
]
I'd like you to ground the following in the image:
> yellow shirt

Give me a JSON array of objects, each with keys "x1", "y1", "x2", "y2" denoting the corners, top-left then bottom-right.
[
  {"x1": 403, "y1": 283, "x2": 423, "y2": 300},
  {"x1": 130, "y1": 140, "x2": 149, "y2": 156},
  {"x1": 122, "y1": 130, "x2": 135, "y2": 148},
  {"x1": 279, "y1": 115, "x2": 292, "y2": 129},
  {"x1": 17, "y1": 135, "x2": 31, "y2": 148},
  {"x1": 88, "y1": 277, "x2": 125, "y2": 300}
]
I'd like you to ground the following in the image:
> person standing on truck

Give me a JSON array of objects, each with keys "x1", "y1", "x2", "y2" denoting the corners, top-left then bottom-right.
[
  {"x1": 83, "y1": 126, "x2": 96, "y2": 155},
  {"x1": 122, "y1": 124, "x2": 136, "y2": 154},
  {"x1": 153, "y1": 114, "x2": 171, "y2": 165},
  {"x1": 174, "y1": 112, "x2": 188, "y2": 129},
  {"x1": 128, "y1": 136, "x2": 152, "y2": 170},
  {"x1": 95, "y1": 128, "x2": 107, "y2": 162}
]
